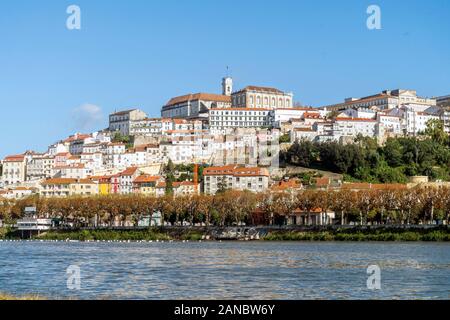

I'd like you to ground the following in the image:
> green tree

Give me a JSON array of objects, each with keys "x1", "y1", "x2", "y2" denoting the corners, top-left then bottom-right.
[
  {"x1": 164, "y1": 159, "x2": 175, "y2": 195},
  {"x1": 383, "y1": 138, "x2": 403, "y2": 167},
  {"x1": 424, "y1": 119, "x2": 447, "y2": 145}
]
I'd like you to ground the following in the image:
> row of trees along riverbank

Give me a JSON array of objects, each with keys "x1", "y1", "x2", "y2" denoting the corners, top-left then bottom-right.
[{"x1": 1, "y1": 187, "x2": 450, "y2": 228}]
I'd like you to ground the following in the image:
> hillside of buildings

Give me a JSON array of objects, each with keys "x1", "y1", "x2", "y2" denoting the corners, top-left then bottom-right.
[
  {"x1": 1, "y1": 79, "x2": 450, "y2": 228},
  {"x1": 285, "y1": 119, "x2": 450, "y2": 183}
]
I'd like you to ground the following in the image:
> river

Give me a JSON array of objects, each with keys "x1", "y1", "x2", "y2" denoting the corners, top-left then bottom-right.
[{"x1": 0, "y1": 241, "x2": 449, "y2": 299}]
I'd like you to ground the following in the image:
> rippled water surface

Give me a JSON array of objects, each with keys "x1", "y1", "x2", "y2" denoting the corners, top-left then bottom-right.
[{"x1": 0, "y1": 241, "x2": 449, "y2": 299}]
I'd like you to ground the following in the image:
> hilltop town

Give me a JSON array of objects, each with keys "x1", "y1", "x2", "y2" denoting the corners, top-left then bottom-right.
[{"x1": 1, "y1": 77, "x2": 450, "y2": 203}]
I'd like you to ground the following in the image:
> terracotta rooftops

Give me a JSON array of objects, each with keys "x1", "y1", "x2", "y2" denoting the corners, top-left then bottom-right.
[
  {"x1": 42, "y1": 178, "x2": 95, "y2": 185},
  {"x1": 3, "y1": 155, "x2": 25, "y2": 162},
  {"x1": 133, "y1": 175, "x2": 161, "y2": 183},
  {"x1": 165, "y1": 93, "x2": 231, "y2": 107},
  {"x1": 120, "y1": 167, "x2": 139, "y2": 176},
  {"x1": 203, "y1": 165, "x2": 269, "y2": 177},
  {"x1": 235, "y1": 85, "x2": 286, "y2": 94}
]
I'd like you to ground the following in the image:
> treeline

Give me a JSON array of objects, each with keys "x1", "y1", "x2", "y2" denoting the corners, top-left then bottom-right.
[
  {"x1": 285, "y1": 127, "x2": 450, "y2": 183},
  {"x1": 1, "y1": 187, "x2": 450, "y2": 227}
]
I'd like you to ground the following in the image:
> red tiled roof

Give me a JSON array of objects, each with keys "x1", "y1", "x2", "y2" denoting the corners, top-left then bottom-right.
[
  {"x1": 165, "y1": 93, "x2": 231, "y2": 106},
  {"x1": 3, "y1": 155, "x2": 25, "y2": 162},
  {"x1": 203, "y1": 165, "x2": 269, "y2": 177},
  {"x1": 271, "y1": 178, "x2": 303, "y2": 191},
  {"x1": 133, "y1": 175, "x2": 161, "y2": 183},
  {"x1": 236, "y1": 86, "x2": 285, "y2": 94},
  {"x1": 314, "y1": 177, "x2": 330, "y2": 187},
  {"x1": 120, "y1": 167, "x2": 138, "y2": 176}
]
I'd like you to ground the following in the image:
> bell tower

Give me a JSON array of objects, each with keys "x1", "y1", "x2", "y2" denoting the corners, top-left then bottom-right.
[
  {"x1": 222, "y1": 67, "x2": 233, "y2": 96},
  {"x1": 222, "y1": 77, "x2": 233, "y2": 96}
]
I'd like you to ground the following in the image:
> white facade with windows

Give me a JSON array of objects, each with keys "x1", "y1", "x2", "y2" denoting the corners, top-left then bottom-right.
[
  {"x1": 1, "y1": 155, "x2": 26, "y2": 186},
  {"x1": 203, "y1": 165, "x2": 270, "y2": 195},
  {"x1": 332, "y1": 118, "x2": 378, "y2": 138},
  {"x1": 208, "y1": 108, "x2": 272, "y2": 134}
]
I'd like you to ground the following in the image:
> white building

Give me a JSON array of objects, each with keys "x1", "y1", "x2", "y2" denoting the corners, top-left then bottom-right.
[
  {"x1": 26, "y1": 154, "x2": 47, "y2": 181},
  {"x1": 290, "y1": 128, "x2": 318, "y2": 142},
  {"x1": 119, "y1": 167, "x2": 140, "y2": 194},
  {"x1": 377, "y1": 114, "x2": 403, "y2": 135},
  {"x1": 208, "y1": 108, "x2": 272, "y2": 134},
  {"x1": 333, "y1": 117, "x2": 378, "y2": 138},
  {"x1": 1, "y1": 155, "x2": 27, "y2": 186},
  {"x1": 338, "y1": 107, "x2": 377, "y2": 119},
  {"x1": 52, "y1": 164, "x2": 92, "y2": 179},
  {"x1": 404, "y1": 106, "x2": 440, "y2": 135},
  {"x1": 203, "y1": 165, "x2": 270, "y2": 195},
  {"x1": 270, "y1": 107, "x2": 321, "y2": 128}
]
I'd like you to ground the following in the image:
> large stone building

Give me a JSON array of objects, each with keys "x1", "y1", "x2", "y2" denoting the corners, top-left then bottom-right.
[
  {"x1": 161, "y1": 93, "x2": 231, "y2": 119},
  {"x1": 109, "y1": 109, "x2": 148, "y2": 136},
  {"x1": 231, "y1": 86, "x2": 294, "y2": 110},
  {"x1": 323, "y1": 89, "x2": 436, "y2": 112},
  {"x1": 203, "y1": 165, "x2": 270, "y2": 195}
]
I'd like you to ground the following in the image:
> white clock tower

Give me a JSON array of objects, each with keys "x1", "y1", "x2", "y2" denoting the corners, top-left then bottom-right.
[{"x1": 222, "y1": 76, "x2": 233, "y2": 96}]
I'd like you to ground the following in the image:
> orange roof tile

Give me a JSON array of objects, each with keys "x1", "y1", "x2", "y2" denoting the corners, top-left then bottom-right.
[
  {"x1": 133, "y1": 175, "x2": 161, "y2": 183},
  {"x1": 120, "y1": 167, "x2": 138, "y2": 176},
  {"x1": 3, "y1": 155, "x2": 25, "y2": 162},
  {"x1": 165, "y1": 93, "x2": 231, "y2": 106}
]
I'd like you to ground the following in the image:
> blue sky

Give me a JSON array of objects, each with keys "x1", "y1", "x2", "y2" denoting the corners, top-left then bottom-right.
[{"x1": 0, "y1": 0, "x2": 449, "y2": 158}]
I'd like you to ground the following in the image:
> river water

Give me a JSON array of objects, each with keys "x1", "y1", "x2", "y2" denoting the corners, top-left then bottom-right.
[{"x1": 0, "y1": 241, "x2": 449, "y2": 300}]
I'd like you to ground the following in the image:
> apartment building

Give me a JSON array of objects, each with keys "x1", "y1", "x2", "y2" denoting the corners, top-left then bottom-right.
[
  {"x1": 40, "y1": 178, "x2": 98, "y2": 197},
  {"x1": 333, "y1": 117, "x2": 379, "y2": 138},
  {"x1": 203, "y1": 165, "x2": 269, "y2": 195},
  {"x1": 52, "y1": 163, "x2": 93, "y2": 179},
  {"x1": 119, "y1": 167, "x2": 140, "y2": 194},
  {"x1": 26, "y1": 154, "x2": 47, "y2": 181},
  {"x1": 1, "y1": 155, "x2": 27, "y2": 186},
  {"x1": 208, "y1": 108, "x2": 272, "y2": 134}
]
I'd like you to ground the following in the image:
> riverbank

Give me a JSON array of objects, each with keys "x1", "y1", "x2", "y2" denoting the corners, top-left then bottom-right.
[
  {"x1": 0, "y1": 293, "x2": 42, "y2": 300},
  {"x1": 263, "y1": 229, "x2": 450, "y2": 241},
  {"x1": 2, "y1": 226, "x2": 449, "y2": 242}
]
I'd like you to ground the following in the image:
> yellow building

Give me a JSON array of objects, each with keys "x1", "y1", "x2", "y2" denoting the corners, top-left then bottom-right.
[
  {"x1": 70, "y1": 179, "x2": 98, "y2": 196},
  {"x1": 90, "y1": 176, "x2": 112, "y2": 195}
]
